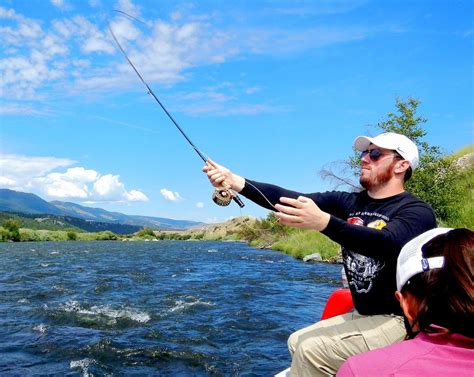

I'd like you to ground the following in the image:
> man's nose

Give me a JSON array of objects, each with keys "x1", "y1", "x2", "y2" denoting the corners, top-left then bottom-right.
[{"x1": 360, "y1": 153, "x2": 371, "y2": 163}]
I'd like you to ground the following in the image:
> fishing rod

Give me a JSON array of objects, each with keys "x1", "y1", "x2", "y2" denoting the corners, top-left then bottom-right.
[{"x1": 108, "y1": 11, "x2": 244, "y2": 208}]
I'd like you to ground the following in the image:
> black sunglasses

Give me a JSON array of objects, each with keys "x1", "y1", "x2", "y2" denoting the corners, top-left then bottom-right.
[{"x1": 360, "y1": 148, "x2": 401, "y2": 162}]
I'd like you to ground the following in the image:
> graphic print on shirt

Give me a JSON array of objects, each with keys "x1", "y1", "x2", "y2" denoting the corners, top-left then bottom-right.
[
  {"x1": 344, "y1": 215, "x2": 388, "y2": 294},
  {"x1": 343, "y1": 250, "x2": 385, "y2": 293}
]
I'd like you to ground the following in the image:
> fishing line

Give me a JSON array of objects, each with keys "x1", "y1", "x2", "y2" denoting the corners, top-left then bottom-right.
[
  {"x1": 108, "y1": 10, "x2": 244, "y2": 208},
  {"x1": 244, "y1": 180, "x2": 278, "y2": 211}
]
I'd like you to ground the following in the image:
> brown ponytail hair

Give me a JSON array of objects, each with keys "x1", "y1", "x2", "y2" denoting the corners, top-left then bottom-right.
[{"x1": 401, "y1": 228, "x2": 474, "y2": 338}]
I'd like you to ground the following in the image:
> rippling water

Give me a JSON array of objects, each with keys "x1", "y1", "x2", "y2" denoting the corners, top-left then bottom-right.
[{"x1": 0, "y1": 241, "x2": 342, "y2": 376}]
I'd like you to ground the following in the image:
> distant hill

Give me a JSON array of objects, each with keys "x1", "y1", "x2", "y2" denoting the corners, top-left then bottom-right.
[
  {"x1": 51, "y1": 200, "x2": 203, "y2": 230},
  {"x1": 0, "y1": 189, "x2": 63, "y2": 216},
  {"x1": 0, "y1": 211, "x2": 142, "y2": 234},
  {"x1": 0, "y1": 189, "x2": 205, "y2": 230}
]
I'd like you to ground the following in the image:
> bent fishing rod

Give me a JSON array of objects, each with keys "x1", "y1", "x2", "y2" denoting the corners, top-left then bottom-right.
[{"x1": 108, "y1": 12, "x2": 244, "y2": 208}]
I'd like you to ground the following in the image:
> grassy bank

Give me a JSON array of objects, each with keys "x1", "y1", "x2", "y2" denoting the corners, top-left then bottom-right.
[
  {"x1": 229, "y1": 214, "x2": 340, "y2": 260},
  {"x1": 272, "y1": 229, "x2": 340, "y2": 260},
  {"x1": 18, "y1": 229, "x2": 119, "y2": 241}
]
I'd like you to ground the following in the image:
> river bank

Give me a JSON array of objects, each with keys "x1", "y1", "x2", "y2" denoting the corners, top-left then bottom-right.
[{"x1": 1, "y1": 215, "x2": 341, "y2": 261}]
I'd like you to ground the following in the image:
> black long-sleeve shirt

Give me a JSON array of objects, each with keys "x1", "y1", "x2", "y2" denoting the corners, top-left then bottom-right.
[{"x1": 241, "y1": 179, "x2": 437, "y2": 315}]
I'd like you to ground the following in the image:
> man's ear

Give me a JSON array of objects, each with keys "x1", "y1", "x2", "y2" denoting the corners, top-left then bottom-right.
[
  {"x1": 394, "y1": 160, "x2": 410, "y2": 174},
  {"x1": 395, "y1": 290, "x2": 419, "y2": 323}
]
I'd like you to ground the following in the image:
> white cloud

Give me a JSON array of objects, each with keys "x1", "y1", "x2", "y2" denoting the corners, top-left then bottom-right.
[
  {"x1": 0, "y1": 103, "x2": 51, "y2": 116},
  {"x1": 0, "y1": 154, "x2": 148, "y2": 203},
  {"x1": 0, "y1": 176, "x2": 16, "y2": 187},
  {"x1": 48, "y1": 167, "x2": 99, "y2": 183},
  {"x1": 40, "y1": 177, "x2": 90, "y2": 199},
  {"x1": 160, "y1": 188, "x2": 183, "y2": 202},
  {"x1": 0, "y1": 154, "x2": 74, "y2": 180},
  {"x1": 196, "y1": 202, "x2": 204, "y2": 208},
  {"x1": 117, "y1": 0, "x2": 142, "y2": 18},
  {"x1": 245, "y1": 86, "x2": 260, "y2": 94},
  {"x1": 126, "y1": 190, "x2": 148, "y2": 201},
  {"x1": 0, "y1": 3, "x2": 239, "y2": 102},
  {"x1": 91, "y1": 174, "x2": 148, "y2": 202},
  {"x1": 51, "y1": 0, "x2": 67, "y2": 9},
  {"x1": 0, "y1": 2, "x2": 373, "y2": 115},
  {"x1": 82, "y1": 34, "x2": 116, "y2": 54}
]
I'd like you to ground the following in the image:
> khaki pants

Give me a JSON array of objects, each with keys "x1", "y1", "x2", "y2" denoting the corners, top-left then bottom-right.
[{"x1": 288, "y1": 312, "x2": 406, "y2": 377}]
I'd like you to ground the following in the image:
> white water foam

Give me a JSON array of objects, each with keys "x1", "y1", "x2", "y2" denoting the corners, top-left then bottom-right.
[
  {"x1": 60, "y1": 300, "x2": 151, "y2": 323},
  {"x1": 70, "y1": 358, "x2": 95, "y2": 377},
  {"x1": 52, "y1": 284, "x2": 70, "y2": 293},
  {"x1": 33, "y1": 324, "x2": 47, "y2": 333},
  {"x1": 169, "y1": 296, "x2": 214, "y2": 313}
]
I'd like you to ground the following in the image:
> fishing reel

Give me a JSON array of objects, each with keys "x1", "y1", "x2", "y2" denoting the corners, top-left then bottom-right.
[{"x1": 212, "y1": 187, "x2": 245, "y2": 208}]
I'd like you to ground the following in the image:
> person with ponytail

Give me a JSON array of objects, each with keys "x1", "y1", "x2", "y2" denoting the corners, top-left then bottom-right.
[{"x1": 337, "y1": 228, "x2": 474, "y2": 376}]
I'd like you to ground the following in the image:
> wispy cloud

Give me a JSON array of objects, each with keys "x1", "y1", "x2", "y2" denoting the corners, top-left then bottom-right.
[
  {"x1": 50, "y1": 0, "x2": 68, "y2": 10},
  {"x1": 0, "y1": 103, "x2": 54, "y2": 116},
  {"x1": 237, "y1": 25, "x2": 370, "y2": 56},
  {"x1": 0, "y1": 0, "x2": 374, "y2": 117},
  {"x1": 269, "y1": 0, "x2": 367, "y2": 16},
  {"x1": 0, "y1": 154, "x2": 148, "y2": 203},
  {"x1": 463, "y1": 29, "x2": 474, "y2": 38},
  {"x1": 160, "y1": 188, "x2": 184, "y2": 202},
  {"x1": 87, "y1": 115, "x2": 160, "y2": 134},
  {"x1": 170, "y1": 85, "x2": 287, "y2": 116}
]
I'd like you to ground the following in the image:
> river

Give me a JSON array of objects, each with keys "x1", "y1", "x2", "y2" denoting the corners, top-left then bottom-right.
[{"x1": 0, "y1": 240, "x2": 342, "y2": 376}]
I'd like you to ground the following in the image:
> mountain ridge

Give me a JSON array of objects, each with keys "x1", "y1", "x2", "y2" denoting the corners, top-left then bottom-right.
[{"x1": 0, "y1": 189, "x2": 204, "y2": 230}]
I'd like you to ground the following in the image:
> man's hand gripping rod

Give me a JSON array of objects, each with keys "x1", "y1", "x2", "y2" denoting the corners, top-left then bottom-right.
[{"x1": 108, "y1": 13, "x2": 244, "y2": 208}]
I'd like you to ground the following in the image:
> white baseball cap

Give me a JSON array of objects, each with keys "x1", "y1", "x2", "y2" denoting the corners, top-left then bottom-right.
[
  {"x1": 396, "y1": 228, "x2": 453, "y2": 291},
  {"x1": 354, "y1": 132, "x2": 420, "y2": 170}
]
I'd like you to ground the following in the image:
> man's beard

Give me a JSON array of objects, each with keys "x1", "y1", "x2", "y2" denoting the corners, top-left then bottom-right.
[{"x1": 360, "y1": 160, "x2": 396, "y2": 190}]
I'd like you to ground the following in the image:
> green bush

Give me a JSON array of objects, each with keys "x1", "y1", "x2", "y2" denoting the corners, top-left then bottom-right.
[
  {"x1": 19, "y1": 229, "x2": 41, "y2": 241},
  {"x1": 136, "y1": 227, "x2": 156, "y2": 238},
  {"x1": 95, "y1": 231, "x2": 118, "y2": 240},
  {"x1": 194, "y1": 233, "x2": 204, "y2": 240},
  {"x1": 67, "y1": 231, "x2": 78, "y2": 241},
  {"x1": 1, "y1": 219, "x2": 21, "y2": 242},
  {"x1": 238, "y1": 212, "x2": 289, "y2": 244}
]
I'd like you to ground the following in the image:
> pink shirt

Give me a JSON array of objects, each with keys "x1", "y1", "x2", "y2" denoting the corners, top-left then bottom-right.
[{"x1": 337, "y1": 332, "x2": 474, "y2": 377}]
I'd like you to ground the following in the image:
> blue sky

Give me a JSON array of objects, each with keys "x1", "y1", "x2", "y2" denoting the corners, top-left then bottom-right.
[{"x1": 1, "y1": 0, "x2": 472, "y2": 223}]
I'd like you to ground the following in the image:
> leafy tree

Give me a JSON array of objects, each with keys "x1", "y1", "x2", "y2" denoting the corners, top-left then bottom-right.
[
  {"x1": 1, "y1": 219, "x2": 21, "y2": 242},
  {"x1": 136, "y1": 227, "x2": 156, "y2": 238},
  {"x1": 67, "y1": 231, "x2": 78, "y2": 241},
  {"x1": 95, "y1": 231, "x2": 118, "y2": 240},
  {"x1": 237, "y1": 212, "x2": 290, "y2": 243},
  {"x1": 322, "y1": 97, "x2": 465, "y2": 224}
]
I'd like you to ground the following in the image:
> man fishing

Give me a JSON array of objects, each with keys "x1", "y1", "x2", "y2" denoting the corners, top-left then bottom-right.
[{"x1": 203, "y1": 132, "x2": 437, "y2": 376}]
